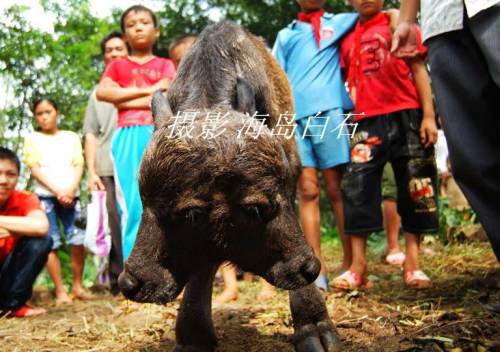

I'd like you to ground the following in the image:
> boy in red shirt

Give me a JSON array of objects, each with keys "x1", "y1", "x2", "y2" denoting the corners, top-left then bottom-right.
[
  {"x1": 97, "y1": 5, "x2": 176, "y2": 261},
  {"x1": 0, "y1": 147, "x2": 52, "y2": 317},
  {"x1": 332, "y1": 0, "x2": 438, "y2": 289}
]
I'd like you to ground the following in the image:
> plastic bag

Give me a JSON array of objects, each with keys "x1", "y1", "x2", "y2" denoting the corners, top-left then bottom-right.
[{"x1": 84, "y1": 190, "x2": 111, "y2": 257}]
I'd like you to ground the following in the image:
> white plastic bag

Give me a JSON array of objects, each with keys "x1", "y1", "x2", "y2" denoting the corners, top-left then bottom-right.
[{"x1": 84, "y1": 190, "x2": 111, "y2": 257}]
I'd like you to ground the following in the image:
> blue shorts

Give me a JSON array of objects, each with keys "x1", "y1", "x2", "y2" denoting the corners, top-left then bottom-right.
[
  {"x1": 39, "y1": 196, "x2": 84, "y2": 250},
  {"x1": 295, "y1": 108, "x2": 351, "y2": 169}
]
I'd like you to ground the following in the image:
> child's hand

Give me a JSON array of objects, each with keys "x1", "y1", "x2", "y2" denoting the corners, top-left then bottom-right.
[
  {"x1": 88, "y1": 173, "x2": 105, "y2": 192},
  {"x1": 420, "y1": 116, "x2": 438, "y2": 148},
  {"x1": 0, "y1": 227, "x2": 11, "y2": 239},
  {"x1": 57, "y1": 188, "x2": 76, "y2": 208},
  {"x1": 151, "y1": 79, "x2": 170, "y2": 93}
]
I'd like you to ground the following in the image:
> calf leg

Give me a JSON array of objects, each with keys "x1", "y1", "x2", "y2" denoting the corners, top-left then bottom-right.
[
  {"x1": 290, "y1": 285, "x2": 342, "y2": 352},
  {"x1": 174, "y1": 263, "x2": 218, "y2": 352}
]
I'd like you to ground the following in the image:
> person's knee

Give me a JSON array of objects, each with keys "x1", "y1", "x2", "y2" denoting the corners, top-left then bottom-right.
[{"x1": 299, "y1": 181, "x2": 320, "y2": 202}]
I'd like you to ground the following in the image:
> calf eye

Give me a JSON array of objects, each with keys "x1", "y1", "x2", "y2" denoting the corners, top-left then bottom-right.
[
  {"x1": 184, "y1": 207, "x2": 207, "y2": 226},
  {"x1": 241, "y1": 204, "x2": 264, "y2": 220}
]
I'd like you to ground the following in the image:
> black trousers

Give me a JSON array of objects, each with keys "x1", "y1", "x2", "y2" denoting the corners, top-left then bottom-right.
[
  {"x1": 426, "y1": 4, "x2": 500, "y2": 260},
  {"x1": 0, "y1": 236, "x2": 52, "y2": 310},
  {"x1": 102, "y1": 176, "x2": 123, "y2": 295}
]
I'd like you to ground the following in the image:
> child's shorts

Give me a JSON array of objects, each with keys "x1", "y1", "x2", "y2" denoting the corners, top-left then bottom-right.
[
  {"x1": 39, "y1": 196, "x2": 84, "y2": 250},
  {"x1": 341, "y1": 109, "x2": 439, "y2": 235},
  {"x1": 294, "y1": 108, "x2": 351, "y2": 169}
]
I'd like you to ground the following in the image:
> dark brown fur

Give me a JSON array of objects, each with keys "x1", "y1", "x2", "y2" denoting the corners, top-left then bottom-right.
[{"x1": 119, "y1": 21, "x2": 343, "y2": 352}]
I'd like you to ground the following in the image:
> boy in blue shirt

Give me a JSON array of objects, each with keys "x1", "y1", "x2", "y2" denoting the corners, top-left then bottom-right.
[{"x1": 272, "y1": 0, "x2": 358, "y2": 289}]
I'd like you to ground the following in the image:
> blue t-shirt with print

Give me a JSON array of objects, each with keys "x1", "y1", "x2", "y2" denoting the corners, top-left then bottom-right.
[{"x1": 272, "y1": 13, "x2": 358, "y2": 119}]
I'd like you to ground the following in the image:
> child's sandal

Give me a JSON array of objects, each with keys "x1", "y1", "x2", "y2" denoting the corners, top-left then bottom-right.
[
  {"x1": 404, "y1": 270, "x2": 432, "y2": 289},
  {"x1": 331, "y1": 270, "x2": 373, "y2": 290},
  {"x1": 385, "y1": 251, "x2": 406, "y2": 266}
]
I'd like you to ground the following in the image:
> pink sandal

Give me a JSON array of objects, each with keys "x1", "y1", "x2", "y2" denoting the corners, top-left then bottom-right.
[
  {"x1": 331, "y1": 270, "x2": 373, "y2": 290},
  {"x1": 385, "y1": 251, "x2": 406, "y2": 266},
  {"x1": 404, "y1": 270, "x2": 432, "y2": 289}
]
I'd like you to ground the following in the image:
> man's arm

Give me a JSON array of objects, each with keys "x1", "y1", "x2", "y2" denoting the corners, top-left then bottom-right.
[
  {"x1": 411, "y1": 59, "x2": 438, "y2": 148},
  {"x1": 391, "y1": 0, "x2": 421, "y2": 57},
  {"x1": 0, "y1": 209, "x2": 49, "y2": 237},
  {"x1": 399, "y1": 0, "x2": 420, "y2": 23},
  {"x1": 84, "y1": 133, "x2": 105, "y2": 191}
]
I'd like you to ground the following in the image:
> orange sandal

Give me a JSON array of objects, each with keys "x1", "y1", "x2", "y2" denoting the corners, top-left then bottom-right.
[
  {"x1": 331, "y1": 270, "x2": 373, "y2": 290},
  {"x1": 404, "y1": 270, "x2": 432, "y2": 289}
]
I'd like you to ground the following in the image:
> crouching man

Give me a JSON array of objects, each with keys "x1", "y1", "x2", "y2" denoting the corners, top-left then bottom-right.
[{"x1": 0, "y1": 147, "x2": 51, "y2": 317}]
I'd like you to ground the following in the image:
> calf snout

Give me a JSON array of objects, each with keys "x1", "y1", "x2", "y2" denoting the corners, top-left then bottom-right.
[
  {"x1": 300, "y1": 258, "x2": 320, "y2": 283},
  {"x1": 118, "y1": 270, "x2": 142, "y2": 299}
]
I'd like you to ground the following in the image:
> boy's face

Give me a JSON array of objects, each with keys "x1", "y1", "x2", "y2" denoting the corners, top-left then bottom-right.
[
  {"x1": 0, "y1": 159, "x2": 19, "y2": 208},
  {"x1": 34, "y1": 101, "x2": 58, "y2": 133},
  {"x1": 123, "y1": 10, "x2": 159, "y2": 51},
  {"x1": 103, "y1": 37, "x2": 128, "y2": 65},
  {"x1": 349, "y1": 0, "x2": 384, "y2": 19},
  {"x1": 170, "y1": 38, "x2": 196, "y2": 69},
  {"x1": 297, "y1": 0, "x2": 326, "y2": 12}
]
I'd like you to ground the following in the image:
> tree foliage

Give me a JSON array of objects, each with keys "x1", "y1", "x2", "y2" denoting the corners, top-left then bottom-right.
[
  {"x1": 0, "y1": 0, "x2": 401, "y2": 154},
  {"x1": 0, "y1": 0, "x2": 114, "y2": 151}
]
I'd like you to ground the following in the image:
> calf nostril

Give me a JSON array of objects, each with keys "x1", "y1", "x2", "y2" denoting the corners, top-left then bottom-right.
[
  {"x1": 118, "y1": 271, "x2": 141, "y2": 297},
  {"x1": 300, "y1": 259, "x2": 320, "y2": 283}
]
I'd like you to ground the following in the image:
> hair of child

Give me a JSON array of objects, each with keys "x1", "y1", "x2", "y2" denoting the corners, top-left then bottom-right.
[
  {"x1": 32, "y1": 97, "x2": 58, "y2": 114},
  {"x1": 0, "y1": 147, "x2": 21, "y2": 172},
  {"x1": 120, "y1": 5, "x2": 158, "y2": 32}
]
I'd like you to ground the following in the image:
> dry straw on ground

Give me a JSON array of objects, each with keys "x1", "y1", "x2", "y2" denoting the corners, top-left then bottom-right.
[{"x1": 1, "y1": 242, "x2": 499, "y2": 352}]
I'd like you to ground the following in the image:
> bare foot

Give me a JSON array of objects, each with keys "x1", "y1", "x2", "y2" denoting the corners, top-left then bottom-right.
[
  {"x1": 257, "y1": 284, "x2": 277, "y2": 301},
  {"x1": 214, "y1": 289, "x2": 239, "y2": 304},
  {"x1": 72, "y1": 289, "x2": 95, "y2": 301},
  {"x1": 55, "y1": 291, "x2": 72, "y2": 305}
]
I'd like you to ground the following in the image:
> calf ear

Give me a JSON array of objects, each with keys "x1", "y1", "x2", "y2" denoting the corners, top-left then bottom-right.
[
  {"x1": 151, "y1": 89, "x2": 173, "y2": 130},
  {"x1": 234, "y1": 76, "x2": 256, "y2": 116}
]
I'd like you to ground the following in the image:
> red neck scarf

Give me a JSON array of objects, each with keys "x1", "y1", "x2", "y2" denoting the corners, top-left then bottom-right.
[
  {"x1": 297, "y1": 8, "x2": 325, "y2": 48},
  {"x1": 347, "y1": 12, "x2": 388, "y2": 96}
]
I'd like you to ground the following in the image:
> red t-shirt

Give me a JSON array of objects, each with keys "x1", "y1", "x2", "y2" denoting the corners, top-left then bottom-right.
[
  {"x1": 0, "y1": 190, "x2": 42, "y2": 262},
  {"x1": 340, "y1": 12, "x2": 427, "y2": 121},
  {"x1": 102, "y1": 56, "x2": 176, "y2": 128}
]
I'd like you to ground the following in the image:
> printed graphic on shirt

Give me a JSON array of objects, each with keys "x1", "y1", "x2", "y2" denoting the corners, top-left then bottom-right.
[
  {"x1": 358, "y1": 33, "x2": 390, "y2": 75},
  {"x1": 408, "y1": 177, "x2": 437, "y2": 213}
]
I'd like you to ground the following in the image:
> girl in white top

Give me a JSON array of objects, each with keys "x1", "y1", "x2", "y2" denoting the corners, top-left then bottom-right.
[{"x1": 24, "y1": 98, "x2": 91, "y2": 304}]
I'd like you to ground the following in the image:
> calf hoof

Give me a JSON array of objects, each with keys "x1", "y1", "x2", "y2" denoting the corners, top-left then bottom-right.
[
  {"x1": 173, "y1": 344, "x2": 215, "y2": 352},
  {"x1": 293, "y1": 321, "x2": 343, "y2": 352}
]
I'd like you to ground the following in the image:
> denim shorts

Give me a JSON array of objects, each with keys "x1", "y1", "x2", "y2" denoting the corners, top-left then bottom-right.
[
  {"x1": 294, "y1": 108, "x2": 351, "y2": 169},
  {"x1": 39, "y1": 196, "x2": 84, "y2": 250},
  {"x1": 341, "y1": 109, "x2": 439, "y2": 235}
]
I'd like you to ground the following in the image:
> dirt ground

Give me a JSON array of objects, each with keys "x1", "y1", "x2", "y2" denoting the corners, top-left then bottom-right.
[{"x1": 1, "y1": 241, "x2": 499, "y2": 352}]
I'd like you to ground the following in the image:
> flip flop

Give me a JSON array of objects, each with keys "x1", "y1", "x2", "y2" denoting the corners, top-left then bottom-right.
[
  {"x1": 331, "y1": 270, "x2": 373, "y2": 290},
  {"x1": 385, "y1": 251, "x2": 406, "y2": 266},
  {"x1": 404, "y1": 270, "x2": 432, "y2": 289},
  {"x1": 314, "y1": 274, "x2": 329, "y2": 292}
]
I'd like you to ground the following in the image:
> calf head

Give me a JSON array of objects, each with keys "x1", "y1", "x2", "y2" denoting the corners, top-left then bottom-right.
[{"x1": 119, "y1": 96, "x2": 319, "y2": 304}]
